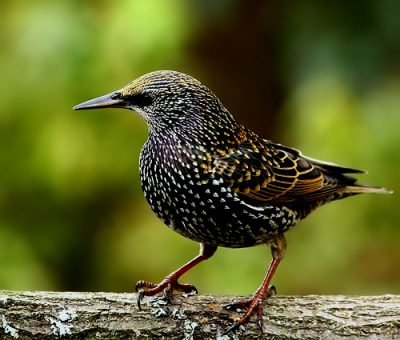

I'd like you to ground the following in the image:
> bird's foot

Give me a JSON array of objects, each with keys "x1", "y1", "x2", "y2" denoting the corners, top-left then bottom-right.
[
  {"x1": 223, "y1": 285, "x2": 276, "y2": 334},
  {"x1": 135, "y1": 274, "x2": 198, "y2": 310}
]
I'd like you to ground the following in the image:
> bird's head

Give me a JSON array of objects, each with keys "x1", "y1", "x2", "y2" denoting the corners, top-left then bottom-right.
[{"x1": 73, "y1": 70, "x2": 235, "y2": 133}]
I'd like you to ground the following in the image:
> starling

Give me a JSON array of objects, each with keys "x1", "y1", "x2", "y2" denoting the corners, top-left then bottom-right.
[{"x1": 73, "y1": 70, "x2": 391, "y2": 333}]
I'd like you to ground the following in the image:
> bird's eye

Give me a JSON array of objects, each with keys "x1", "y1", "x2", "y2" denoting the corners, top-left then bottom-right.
[
  {"x1": 136, "y1": 93, "x2": 153, "y2": 107},
  {"x1": 123, "y1": 93, "x2": 153, "y2": 107}
]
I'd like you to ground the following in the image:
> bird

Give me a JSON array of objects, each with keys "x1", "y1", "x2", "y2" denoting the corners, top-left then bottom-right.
[{"x1": 73, "y1": 70, "x2": 391, "y2": 334}]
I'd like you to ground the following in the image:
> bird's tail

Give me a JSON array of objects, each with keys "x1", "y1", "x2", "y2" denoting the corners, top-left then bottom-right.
[{"x1": 301, "y1": 155, "x2": 393, "y2": 195}]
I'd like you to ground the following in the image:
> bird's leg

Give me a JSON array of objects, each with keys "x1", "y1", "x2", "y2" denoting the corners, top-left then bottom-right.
[
  {"x1": 224, "y1": 234, "x2": 287, "y2": 334},
  {"x1": 136, "y1": 243, "x2": 217, "y2": 309}
]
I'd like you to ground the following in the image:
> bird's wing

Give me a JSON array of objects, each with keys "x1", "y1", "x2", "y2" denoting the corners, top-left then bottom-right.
[{"x1": 212, "y1": 137, "x2": 364, "y2": 204}]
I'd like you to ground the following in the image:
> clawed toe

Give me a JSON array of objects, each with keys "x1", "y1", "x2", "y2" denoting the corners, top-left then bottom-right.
[
  {"x1": 135, "y1": 280, "x2": 156, "y2": 291},
  {"x1": 223, "y1": 297, "x2": 253, "y2": 311},
  {"x1": 135, "y1": 277, "x2": 198, "y2": 310},
  {"x1": 223, "y1": 301, "x2": 264, "y2": 334},
  {"x1": 223, "y1": 285, "x2": 277, "y2": 334}
]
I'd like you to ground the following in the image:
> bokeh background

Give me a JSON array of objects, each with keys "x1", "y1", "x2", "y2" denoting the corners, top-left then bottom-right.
[{"x1": 1, "y1": 0, "x2": 399, "y2": 297}]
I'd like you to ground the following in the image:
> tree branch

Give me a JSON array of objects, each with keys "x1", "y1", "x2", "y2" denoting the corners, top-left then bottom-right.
[{"x1": 0, "y1": 291, "x2": 399, "y2": 339}]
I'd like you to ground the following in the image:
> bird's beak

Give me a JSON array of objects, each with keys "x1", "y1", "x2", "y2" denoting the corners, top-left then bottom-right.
[{"x1": 73, "y1": 91, "x2": 127, "y2": 111}]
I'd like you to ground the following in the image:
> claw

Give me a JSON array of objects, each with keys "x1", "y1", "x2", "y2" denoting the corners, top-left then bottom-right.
[
  {"x1": 257, "y1": 317, "x2": 264, "y2": 333},
  {"x1": 163, "y1": 288, "x2": 172, "y2": 304},
  {"x1": 256, "y1": 305, "x2": 264, "y2": 333},
  {"x1": 190, "y1": 285, "x2": 198, "y2": 295},
  {"x1": 137, "y1": 289, "x2": 145, "y2": 311},
  {"x1": 267, "y1": 285, "x2": 277, "y2": 297},
  {"x1": 223, "y1": 321, "x2": 240, "y2": 335}
]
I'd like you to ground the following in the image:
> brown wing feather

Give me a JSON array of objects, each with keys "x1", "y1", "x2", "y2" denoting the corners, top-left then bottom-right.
[{"x1": 213, "y1": 135, "x2": 366, "y2": 205}]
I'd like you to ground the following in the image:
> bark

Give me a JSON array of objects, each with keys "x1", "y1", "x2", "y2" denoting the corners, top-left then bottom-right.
[{"x1": 0, "y1": 291, "x2": 399, "y2": 339}]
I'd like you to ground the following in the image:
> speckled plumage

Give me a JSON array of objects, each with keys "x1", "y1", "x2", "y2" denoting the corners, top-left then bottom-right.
[{"x1": 74, "y1": 70, "x2": 391, "y2": 333}]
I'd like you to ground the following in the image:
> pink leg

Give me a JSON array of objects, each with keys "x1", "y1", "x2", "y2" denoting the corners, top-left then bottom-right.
[
  {"x1": 224, "y1": 235, "x2": 287, "y2": 333},
  {"x1": 136, "y1": 243, "x2": 217, "y2": 309}
]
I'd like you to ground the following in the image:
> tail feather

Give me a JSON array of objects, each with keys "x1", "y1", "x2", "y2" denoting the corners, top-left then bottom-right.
[
  {"x1": 302, "y1": 155, "x2": 393, "y2": 195},
  {"x1": 343, "y1": 185, "x2": 393, "y2": 195},
  {"x1": 302, "y1": 155, "x2": 367, "y2": 175}
]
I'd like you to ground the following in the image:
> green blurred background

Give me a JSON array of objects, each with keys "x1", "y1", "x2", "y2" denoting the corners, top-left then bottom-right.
[{"x1": 1, "y1": 0, "x2": 399, "y2": 297}]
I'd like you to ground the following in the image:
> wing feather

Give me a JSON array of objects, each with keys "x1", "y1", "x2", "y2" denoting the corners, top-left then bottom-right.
[{"x1": 212, "y1": 135, "x2": 366, "y2": 205}]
